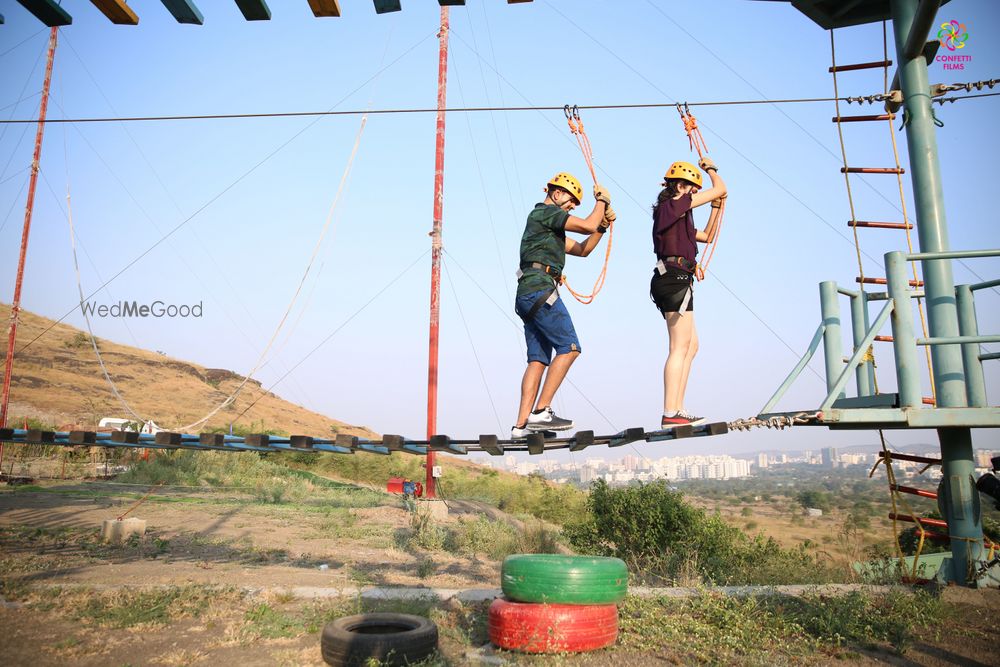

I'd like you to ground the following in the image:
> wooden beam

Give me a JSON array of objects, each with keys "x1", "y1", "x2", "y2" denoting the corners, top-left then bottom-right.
[
  {"x1": 90, "y1": 0, "x2": 139, "y2": 25},
  {"x1": 159, "y1": 0, "x2": 203, "y2": 25},
  {"x1": 234, "y1": 0, "x2": 270, "y2": 21},
  {"x1": 373, "y1": 0, "x2": 401, "y2": 13},
  {"x1": 438, "y1": 1, "x2": 466, "y2": 5},
  {"x1": 307, "y1": 0, "x2": 341, "y2": 17},
  {"x1": 15, "y1": 0, "x2": 72, "y2": 26}
]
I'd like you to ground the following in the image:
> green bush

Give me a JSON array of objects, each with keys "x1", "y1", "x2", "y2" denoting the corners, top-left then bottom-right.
[{"x1": 564, "y1": 480, "x2": 844, "y2": 585}]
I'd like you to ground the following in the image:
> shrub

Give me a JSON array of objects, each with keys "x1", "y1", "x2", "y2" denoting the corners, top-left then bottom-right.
[{"x1": 564, "y1": 480, "x2": 844, "y2": 585}]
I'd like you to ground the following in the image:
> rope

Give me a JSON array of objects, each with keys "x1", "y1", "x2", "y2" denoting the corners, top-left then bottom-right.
[
  {"x1": 560, "y1": 105, "x2": 613, "y2": 305},
  {"x1": 116, "y1": 480, "x2": 164, "y2": 521},
  {"x1": 676, "y1": 103, "x2": 725, "y2": 281}
]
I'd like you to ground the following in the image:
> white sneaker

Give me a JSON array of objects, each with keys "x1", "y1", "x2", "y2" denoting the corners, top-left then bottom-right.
[
  {"x1": 526, "y1": 407, "x2": 573, "y2": 431},
  {"x1": 511, "y1": 425, "x2": 557, "y2": 440}
]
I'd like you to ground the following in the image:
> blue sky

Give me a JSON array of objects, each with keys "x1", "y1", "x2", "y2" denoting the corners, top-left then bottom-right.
[{"x1": 1, "y1": 0, "x2": 997, "y2": 464}]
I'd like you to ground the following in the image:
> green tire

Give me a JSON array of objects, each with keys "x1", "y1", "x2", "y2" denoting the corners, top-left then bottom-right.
[{"x1": 501, "y1": 554, "x2": 628, "y2": 605}]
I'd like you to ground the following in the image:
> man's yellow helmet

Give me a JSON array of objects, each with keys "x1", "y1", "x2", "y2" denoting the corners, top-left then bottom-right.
[
  {"x1": 664, "y1": 161, "x2": 703, "y2": 188},
  {"x1": 547, "y1": 172, "x2": 583, "y2": 204}
]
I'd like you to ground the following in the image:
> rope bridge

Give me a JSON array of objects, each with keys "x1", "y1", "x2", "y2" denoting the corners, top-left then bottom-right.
[{"x1": 0, "y1": 420, "x2": 737, "y2": 457}]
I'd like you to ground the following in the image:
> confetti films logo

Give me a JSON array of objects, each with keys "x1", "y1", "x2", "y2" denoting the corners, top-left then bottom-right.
[
  {"x1": 937, "y1": 20, "x2": 969, "y2": 51},
  {"x1": 936, "y1": 20, "x2": 971, "y2": 70}
]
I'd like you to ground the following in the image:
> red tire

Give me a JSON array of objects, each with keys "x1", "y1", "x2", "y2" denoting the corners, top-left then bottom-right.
[{"x1": 488, "y1": 598, "x2": 618, "y2": 654}]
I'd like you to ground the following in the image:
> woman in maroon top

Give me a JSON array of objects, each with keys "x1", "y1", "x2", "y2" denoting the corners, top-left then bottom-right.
[{"x1": 650, "y1": 157, "x2": 726, "y2": 428}]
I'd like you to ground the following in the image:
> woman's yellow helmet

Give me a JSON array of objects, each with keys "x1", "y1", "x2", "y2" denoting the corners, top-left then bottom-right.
[
  {"x1": 664, "y1": 161, "x2": 703, "y2": 188},
  {"x1": 546, "y1": 172, "x2": 583, "y2": 203}
]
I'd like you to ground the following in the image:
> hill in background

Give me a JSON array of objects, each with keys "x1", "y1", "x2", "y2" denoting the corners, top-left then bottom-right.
[{"x1": 0, "y1": 303, "x2": 375, "y2": 438}]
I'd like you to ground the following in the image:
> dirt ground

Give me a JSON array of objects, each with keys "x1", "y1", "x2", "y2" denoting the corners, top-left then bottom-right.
[{"x1": 2, "y1": 482, "x2": 999, "y2": 667}]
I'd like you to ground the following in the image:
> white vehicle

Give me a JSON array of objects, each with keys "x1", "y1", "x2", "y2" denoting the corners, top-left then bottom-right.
[{"x1": 98, "y1": 417, "x2": 163, "y2": 434}]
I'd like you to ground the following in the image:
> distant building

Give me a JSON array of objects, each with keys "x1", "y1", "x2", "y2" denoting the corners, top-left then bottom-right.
[
  {"x1": 757, "y1": 452, "x2": 768, "y2": 469},
  {"x1": 805, "y1": 508, "x2": 823, "y2": 517},
  {"x1": 975, "y1": 450, "x2": 994, "y2": 468},
  {"x1": 821, "y1": 447, "x2": 838, "y2": 468}
]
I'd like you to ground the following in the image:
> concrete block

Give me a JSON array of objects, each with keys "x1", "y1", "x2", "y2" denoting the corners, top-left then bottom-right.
[
  {"x1": 101, "y1": 517, "x2": 147, "y2": 544},
  {"x1": 416, "y1": 499, "x2": 449, "y2": 521}
]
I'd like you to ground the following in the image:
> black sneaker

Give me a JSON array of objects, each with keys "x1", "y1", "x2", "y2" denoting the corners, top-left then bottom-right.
[
  {"x1": 526, "y1": 406, "x2": 573, "y2": 431},
  {"x1": 511, "y1": 425, "x2": 557, "y2": 440}
]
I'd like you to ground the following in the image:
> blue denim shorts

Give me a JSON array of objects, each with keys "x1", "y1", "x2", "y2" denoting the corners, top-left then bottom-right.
[{"x1": 515, "y1": 289, "x2": 581, "y2": 365}]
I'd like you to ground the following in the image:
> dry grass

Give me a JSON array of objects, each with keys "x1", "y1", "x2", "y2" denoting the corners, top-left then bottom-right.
[{"x1": 0, "y1": 303, "x2": 374, "y2": 437}]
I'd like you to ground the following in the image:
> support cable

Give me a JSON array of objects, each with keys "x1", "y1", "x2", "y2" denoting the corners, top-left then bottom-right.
[
  {"x1": 442, "y1": 260, "x2": 504, "y2": 433},
  {"x1": 2, "y1": 92, "x2": 994, "y2": 127},
  {"x1": 13, "y1": 30, "x2": 436, "y2": 356},
  {"x1": 231, "y1": 250, "x2": 429, "y2": 424}
]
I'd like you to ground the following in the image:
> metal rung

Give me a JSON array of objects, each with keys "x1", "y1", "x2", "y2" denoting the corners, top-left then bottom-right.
[
  {"x1": 889, "y1": 512, "x2": 947, "y2": 529},
  {"x1": 848, "y1": 220, "x2": 913, "y2": 230},
  {"x1": 478, "y1": 434, "x2": 503, "y2": 456},
  {"x1": 857, "y1": 277, "x2": 923, "y2": 287},
  {"x1": 829, "y1": 60, "x2": 892, "y2": 73},
  {"x1": 883, "y1": 451, "x2": 940, "y2": 465},
  {"x1": 832, "y1": 114, "x2": 895, "y2": 122},
  {"x1": 841, "y1": 167, "x2": 905, "y2": 174},
  {"x1": 26, "y1": 429, "x2": 55, "y2": 444},
  {"x1": 200, "y1": 433, "x2": 225, "y2": 446},
  {"x1": 570, "y1": 430, "x2": 595, "y2": 452},
  {"x1": 922, "y1": 397, "x2": 936, "y2": 406},
  {"x1": 874, "y1": 335, "x2": 894, "y2": 342},
  {"x1": 890, "y1": 484, "x2": 937, "y2": 499}
]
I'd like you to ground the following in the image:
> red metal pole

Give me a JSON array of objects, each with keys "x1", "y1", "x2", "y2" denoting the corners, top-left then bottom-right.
[
  {"x1": 425, "y1": 7, "x2": 450, "y2": 500},
  {"x1": 1, "y1": 28, "x2": 58, "y2": 468}
]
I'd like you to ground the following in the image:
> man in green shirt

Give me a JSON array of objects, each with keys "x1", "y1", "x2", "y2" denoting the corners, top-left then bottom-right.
[{"x1": 512, "y1": 172, "x2": 615, "y2": 439}]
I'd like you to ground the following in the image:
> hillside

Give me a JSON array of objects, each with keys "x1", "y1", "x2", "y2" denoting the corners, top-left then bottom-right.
[{"x1": 0, "y1": 303, "x2": 376, "y2": 438}]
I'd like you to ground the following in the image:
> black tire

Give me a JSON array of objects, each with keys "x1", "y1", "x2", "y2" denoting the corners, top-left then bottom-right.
[{"x1": 320, "y1": 613, "x2": 438, "y2": 667}]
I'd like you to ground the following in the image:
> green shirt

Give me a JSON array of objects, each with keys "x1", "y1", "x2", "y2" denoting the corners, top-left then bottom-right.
[{"x1": 517, "y1": 203, "x2": 569, "y2": 296}]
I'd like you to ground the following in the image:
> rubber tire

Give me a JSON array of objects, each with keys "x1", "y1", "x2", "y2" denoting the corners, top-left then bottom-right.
[
  {"x1": 488, "y1": 597, "x2": 618, "y2": 653},
  {"x1": 320, "y1": 613, "x2": 438, "y2": 667},
  {"x1": 501, "y1": 554, "x2": 628, "y2": 604}
]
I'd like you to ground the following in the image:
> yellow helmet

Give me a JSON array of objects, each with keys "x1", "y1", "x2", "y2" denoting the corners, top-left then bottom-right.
[
  {"x1": 546, "y1": 172, "x2": 583, "y2": 204},
  {"x1": 664, "y1": 161, "x2": 703, "y2": 188}
]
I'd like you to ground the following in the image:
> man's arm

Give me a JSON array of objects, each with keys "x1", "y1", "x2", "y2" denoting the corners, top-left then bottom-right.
[
  {"x1": 565, "y1": 183, "x2": 610, "y2": 234},
  {"x1": 566, "y1": 204, "x2": 614, "y2": 257}
]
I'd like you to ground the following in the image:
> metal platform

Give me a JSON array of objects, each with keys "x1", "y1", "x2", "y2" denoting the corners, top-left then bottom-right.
[{"x1": 0, "y1": 421, "x2": 729, "y2": 457}]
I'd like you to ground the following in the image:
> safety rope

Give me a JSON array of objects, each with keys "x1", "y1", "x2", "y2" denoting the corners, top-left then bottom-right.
[
  {"x1": 676, "y1": 103, "x2": 725, "y2": 281},
  {"x1": 116, "y1": 480, "x2": 164, "y2": 521},
  {"x1": 869, "y1": 433, "x2": 927, "y2": 581},
  {"x1": 560, "y1": 105, "x2": 613, "y2": 305}
]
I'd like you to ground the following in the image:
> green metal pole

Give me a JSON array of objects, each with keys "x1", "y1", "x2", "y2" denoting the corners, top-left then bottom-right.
[
  {"x1": 890, "y1": 0, "x2": 982, "y2": 584},
  {"x1": 956, "y1": 285, "x2": 987, "y2": 408},
  {"x1": 890, "y1": 0, "x2": 965, "y2": 407},
  {"x1": 819, "y1": 281, "x2": 844, "y2": 399},
  {"x1": 849, "y1": 292, "x2": 873, "y2": 397},
  {"x1": 886, "y1": 252, "x2": 921, "y2": 408}
]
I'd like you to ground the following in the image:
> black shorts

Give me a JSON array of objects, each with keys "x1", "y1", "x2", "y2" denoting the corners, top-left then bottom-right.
[{"x1": 650, "y1": 266, "x2": 694, "y2": 314}]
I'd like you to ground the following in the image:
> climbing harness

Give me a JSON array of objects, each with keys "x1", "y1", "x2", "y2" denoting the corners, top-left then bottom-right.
[
  {"x1": 515, "y1": 262, "x2": 560, "y2": 322},
  {"x1": 675, "y1": 103, "x2": 725, "y2": 281},
  {"x1": 559, "y1": 105, "x2": 613, "y2": 305}
]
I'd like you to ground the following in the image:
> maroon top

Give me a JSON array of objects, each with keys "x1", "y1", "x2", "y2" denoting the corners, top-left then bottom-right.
[{"x1": 652, "y1": 192, "x2": 698, "y2": 266}]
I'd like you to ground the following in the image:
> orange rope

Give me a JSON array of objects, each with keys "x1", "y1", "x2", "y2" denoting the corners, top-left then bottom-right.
[
  {"x1": 676, "y1": 104, "x2": 723, "y2": 281},
  {"x1": 117, "y1": 480, "x2": 164, "y2": 521},
  {"x1": 561, "y1": 105, "x2": 613, "y2": 304}
]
